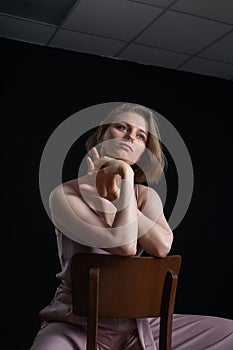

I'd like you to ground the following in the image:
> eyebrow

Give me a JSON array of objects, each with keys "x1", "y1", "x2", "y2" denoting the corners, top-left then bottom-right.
[
  {"x1": 138, "y1": 128, "x2": 148, "y2": 136},
  {"x1": 115, "y1": 121, "x2": 148, "y2": 136}
]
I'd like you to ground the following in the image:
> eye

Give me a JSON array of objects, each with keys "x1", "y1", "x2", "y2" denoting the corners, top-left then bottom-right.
[
  {"x1": 137, "y1": 133, "x2": 146, "y2": 142},
  {"x1": 117, "y1": 124, "x2": 127, "y2": 131}
]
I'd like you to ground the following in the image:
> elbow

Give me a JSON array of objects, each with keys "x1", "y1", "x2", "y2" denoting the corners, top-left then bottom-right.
[
  {"x1": 156, "y1": 236, "x2": 173, "y2": 258},
  {"x1": 156, "y1": 247, "x2": 170, "y2": 258},
  {"x1": 152, "y1": 233, "x2": 174, "y2": 258},
  {"x1": 123, "y1": 249, "x2": 137, "y2": 257},
  {"x1": 118, "y1": 244, "x2": 137, "y2": 257},
  {"x1": 107, "y1": 243, "x2": 137, "y2": 257},
  {"x1": 152, "y1": 246, "x2": 171, "y2": 258}
]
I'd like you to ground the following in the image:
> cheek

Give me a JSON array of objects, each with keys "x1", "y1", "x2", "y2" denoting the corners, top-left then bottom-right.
[
  {"x1": 135, "y1": 143, "x2": 146, "y2": 156},
  {"x1": 99, "y1": 138, "x2": 119, "y2": 155},
  {"x1": 103, "y1": 130, "x2": 116, "y2": 141}
]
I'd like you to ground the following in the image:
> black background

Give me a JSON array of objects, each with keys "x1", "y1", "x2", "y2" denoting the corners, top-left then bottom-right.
[{"x1": 2, "y1": 37, "x2": 233, "y2": 350}]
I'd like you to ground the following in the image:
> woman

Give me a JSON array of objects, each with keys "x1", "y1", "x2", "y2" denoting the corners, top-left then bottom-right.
[{"x1": 30, "y1": 103, "x2": 233, "y2": 349}]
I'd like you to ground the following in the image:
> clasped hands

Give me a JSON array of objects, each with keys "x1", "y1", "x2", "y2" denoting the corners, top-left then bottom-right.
[{"x1": 86, "y1": 147, "x2": 133, "y2": 201}]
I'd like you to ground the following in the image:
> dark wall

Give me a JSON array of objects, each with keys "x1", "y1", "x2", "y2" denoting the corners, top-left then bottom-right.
[{"x1": 2, "y1": 37, "x2": 233, "y2": 350}]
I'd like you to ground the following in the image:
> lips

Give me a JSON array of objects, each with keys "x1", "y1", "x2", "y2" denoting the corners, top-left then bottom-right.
[{"x1": 118, "y1": 142, "x2": 133, "y2": 151}]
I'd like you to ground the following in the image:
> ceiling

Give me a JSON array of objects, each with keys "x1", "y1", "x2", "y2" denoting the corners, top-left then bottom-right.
[{"x1": 1, "y1": 0, "x2": 233, "y2": 81}]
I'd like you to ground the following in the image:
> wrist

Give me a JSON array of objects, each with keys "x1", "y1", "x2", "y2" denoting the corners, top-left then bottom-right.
[{"x1": 119, "y1": 162, "x2": 134, "y2": 180}]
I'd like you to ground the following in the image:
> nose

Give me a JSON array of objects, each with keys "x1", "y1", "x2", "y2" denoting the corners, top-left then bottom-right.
[{"x1": 125, "y1": 129, "x2": 136, "y2": 142}]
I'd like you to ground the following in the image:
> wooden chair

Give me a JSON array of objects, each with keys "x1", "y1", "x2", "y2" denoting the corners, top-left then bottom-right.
[{"x1": 71, "y1": 252, "x2": 181, "y2": 350}]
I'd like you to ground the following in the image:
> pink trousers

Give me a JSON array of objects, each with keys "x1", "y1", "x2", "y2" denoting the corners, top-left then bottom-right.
[{"x1": 30, "y1": 314, "x2": 233, "y2": 350}]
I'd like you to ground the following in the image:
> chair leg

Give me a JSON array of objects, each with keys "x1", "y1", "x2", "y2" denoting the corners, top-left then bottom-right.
[
  {"x1": 159, "y1": 270, "x2": 178, "y2": 350},
  {"x1": 87, "y1": 267, "x2": 100, "y2": 350}
]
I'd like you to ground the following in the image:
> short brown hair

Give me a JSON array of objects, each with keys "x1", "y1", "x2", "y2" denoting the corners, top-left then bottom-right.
[{"x1": 85, "y1": 103, "x2": 166, "y2": 183}]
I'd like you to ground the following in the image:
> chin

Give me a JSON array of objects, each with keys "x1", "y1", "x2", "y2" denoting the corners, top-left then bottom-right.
[
  {"x1": 115, "y1": 156, "x2": 134, "y2": 165},
  {"x1": 103, "y1": 150, "x2": 134, "y2": 165}
]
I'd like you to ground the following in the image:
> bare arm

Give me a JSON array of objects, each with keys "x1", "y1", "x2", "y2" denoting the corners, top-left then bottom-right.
[
  {"x1": 137, "y1": 186, "x2": 173, "y2": 257},
  {"x1": 49, "y1": 159, "x2": 138, "y2": 256}
]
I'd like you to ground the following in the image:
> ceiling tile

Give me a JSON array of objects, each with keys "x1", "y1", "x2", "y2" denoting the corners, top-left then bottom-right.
[
  {"x1": 49, "y1": 29, "x2": 126, "y2": 57},
  {"x1": 199, "y1": 31, "x2": 233, "y2": 64},
  {"x1": 62, "y1": 0, "x2": 162, "y2": 41},
  {"x1": 118, "y1": 43, "x2": 190, "y2": 68},
  {"x1": 0, "y1": 15, "x2": 56, "y2": 44},
  {"x1": 135, "y1": 10, "x2": 231, "y2": 54},
  {"x1": 172, "y1": 0, "x2": 233, "y2": 25},
  {"x1": 0, "y1": 0, "x2": 77, "y2": 25},
  {"x1": 128, "y1": 0, "x2": 175, "y2": 7},
  {"x1": 178, "y1": 57, "x2": 233, "y2": 80}
]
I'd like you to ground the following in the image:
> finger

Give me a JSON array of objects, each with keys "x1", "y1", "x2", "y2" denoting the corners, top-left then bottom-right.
[
  {"x1": 91, "y1": 147, "x2": 100, "y2": 160},
  {"x1": 86, "y1": 156, "x2": 95, "y2": 174},
  {"x1": 96, "y1": 157, "x2": 112, "y2": 169},
  {"x1": 91, "y1": 155, "x2": 113, "y2": 173}
]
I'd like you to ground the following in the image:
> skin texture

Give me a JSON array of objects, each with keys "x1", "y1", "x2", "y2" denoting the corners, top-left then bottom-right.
[
  {"x1": 31, "y1": 109, "x2": 233, "y2": 350},
  {"x1": 49, "y1": 112, "x2": 173, "y2": 257}
]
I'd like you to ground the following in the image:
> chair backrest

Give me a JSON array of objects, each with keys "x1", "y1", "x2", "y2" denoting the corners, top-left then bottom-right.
[{"x1": 71, "y1": 252, "x2": 182, "y2": 350}]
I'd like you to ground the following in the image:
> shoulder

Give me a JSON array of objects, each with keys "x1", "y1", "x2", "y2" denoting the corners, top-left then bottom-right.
[
  {"x1": 137, "y1": 184, "x2": 164, "y2": 220},
  {"x1": 48, "y1": 180, "x2": 81, "y2": 210},
  {"x1": 50, "y1": 177, "x2": 90, "y2": 197},
  {"x1": 137, "y1": 183, "x2": 160, "y2": 197},
  {"x1": 137, "y1": 184, "x2": 162, "y2": 210}
]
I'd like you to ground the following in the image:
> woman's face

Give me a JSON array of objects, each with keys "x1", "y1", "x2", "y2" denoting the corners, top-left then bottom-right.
[{"x1": 100, "y1": 112, "x2": 148, "y2": 165}]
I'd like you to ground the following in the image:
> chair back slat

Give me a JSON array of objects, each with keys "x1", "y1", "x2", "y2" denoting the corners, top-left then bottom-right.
[{"x1": 71, "y1": 253, "x2": 181, "y2": 318}]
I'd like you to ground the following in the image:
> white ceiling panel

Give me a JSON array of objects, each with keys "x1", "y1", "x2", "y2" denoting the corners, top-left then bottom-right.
[
  {"x1": 179, "y1": 57, "x2": 233, "y2": 80},
  {"x1": 62, "y1": 0, "x2": 162, "y2": 41},
  {"x1": 199, "y1": 30, "x2": 233, "y2": 64},
  {"x1": 128, "y1": 0, "x2": 175, "y2": 7},
  {"x1": 135, "y1": 10, "x2": 231, "y2": 54},
  {"x1": 172, "y1": 0, "x2": 233, "y2": 25},
  {"x1": 50, "y1": 29, "x2": 126, "y2": 57},
  {"x1": 119, "y1": 43, "x2": 189, "y2": 68},
  {"x1": 0, "y1": 15, "x2": 56, "y2": 44}
]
